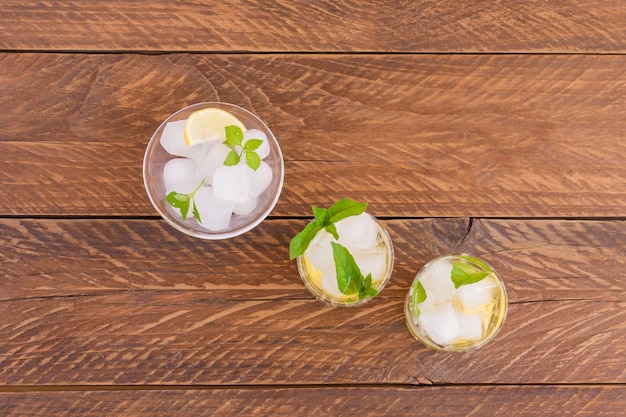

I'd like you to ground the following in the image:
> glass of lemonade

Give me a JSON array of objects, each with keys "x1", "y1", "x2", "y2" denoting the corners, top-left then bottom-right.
[
  {"x1": 405, "y1": 254, "x2": 507, "y2": 351},
  {"x1": 143, "y1": 102, "x2": 284, "y2": 239},
  {"x1": 293, "y1": 202, "x2": 394, "y2": 307}
]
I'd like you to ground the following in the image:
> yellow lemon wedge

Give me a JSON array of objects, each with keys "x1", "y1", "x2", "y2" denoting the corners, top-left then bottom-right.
[{"x1": 184, "y1": 108, "x2": 247, "y2": 147}]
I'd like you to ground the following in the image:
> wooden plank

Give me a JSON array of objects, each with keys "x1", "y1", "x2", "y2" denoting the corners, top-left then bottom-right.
[
  {"x1": 1, "y1": 218, "x2": 624, "y2": 385},
  {"x1": 1, "y1": 53, "x2": 625, "y2": 217},
  {"x1": 0, "y1": 1, "x2": 624, "y2": 52},
  {"x1": 1, "y1": 218, "x2": 624, "y2": 302},
  {"x1": 1, "y1": 386, "x2": 625, "y2": 416},
  {"x1": 1, "y1": 295, "x2": 622, "y2": 385}
]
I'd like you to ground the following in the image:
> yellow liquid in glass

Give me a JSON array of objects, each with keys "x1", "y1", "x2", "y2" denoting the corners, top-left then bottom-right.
[
  {"x1": 406, "y1": 255, "x2": 508, "y2": 351},
  {"x1": 298, "y1": 220, "x2": 393, "y2": 306},
  {"x1": 445, "y1": 274, "x2": 507, "y2": 351}
]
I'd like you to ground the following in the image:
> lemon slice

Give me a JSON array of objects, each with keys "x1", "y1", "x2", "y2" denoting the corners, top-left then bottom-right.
[{"x1": 184, "y1": 108, "x2": 247, "y2": 146}]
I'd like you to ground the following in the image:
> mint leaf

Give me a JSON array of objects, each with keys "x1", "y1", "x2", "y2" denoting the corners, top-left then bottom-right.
[
  {"x1": 451, "y1": 261, "x2": 491, "y2": 289},
  {"x1": 182, "y1": 201, "x2": 190, "y2": 220},
  {"x1": 363, "y1": 273, "x2": 372, "y2": 291},
  {"x1": 361, "y1": 273, "x2": 378, "y2": 300},
  {"x1": 312, "y1": 206, "x2": 338, "y2": 238},
  {"x1": 166, "y1": 192, "x2": 191, "y2": 220},
  {"x1": 324, "y1": 223, "x2": 339, "y2": 240},
  {"x1": 222, "y1": 126, "x2": 263, "y2": 171},
  {"x1": 289, "y1": 221, "x2": 322, "y2": 260},
  {"x1": 328, "y1": 198, "x2": 368, "y2": 223},
  {"x1": 244, "y1": 138, "x2": 263, "y2": 151},
  {"x1": 246, "y1": 150, "x2": 261, "y2": 171},
  {"x1": 331, "y1": 242, "x2": 361, "y2": 296},
  {"x1": 224, "y1": 125, "x2": 243, "y2": 147},
  {"x1": 164, "y1": 179, "x2": 205, "y2": 223},
  {"x1": 312, "y1": 206, "x2": 330, "y2": 227},
  {"x1": 192, "y1": 203, "x2": 201, "y2": 224},
  {"x1": 411, "y1": 280, "x2": 427, "y2": 317},
  {"x1": 366, "y1": 285, "x2": 378, "y2": 298},
  {"x1": 331, "y1": 242, "x2": 375, "y2": 300},
  {"x1": 166, "y1": 192, "x2": 189, "y2": 208},
  {"x1": 224, "y1": 149, "x2": 240, "y2": 166}
]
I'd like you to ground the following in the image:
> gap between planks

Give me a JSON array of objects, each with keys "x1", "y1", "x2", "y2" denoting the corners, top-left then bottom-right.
[
  {"x1": 3, "y1": 215, "x2": 626, "y2": 221},
  {"x1": 1, "y1": 49, "x2": 626, "y2": 56},
  {"x1": 1, "y1": 382, "x2": 624, "y2": 393}
]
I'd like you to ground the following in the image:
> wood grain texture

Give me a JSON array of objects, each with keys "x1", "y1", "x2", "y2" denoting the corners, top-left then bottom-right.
[
  {"x1": 2, "y1": 0, "x2": 624, "y2": 413},
  {"x1": 1, "y1": 386, "x2": 625, "y2": 416},
  {"x1": 1, "y1": 295, "x2": 622, "y2": 386},
  {"x1": 1, "y1": 218, "x2": 624, "y2": 385},
  {"x1": 0, "y1": 1, "x2": 625, "y2": 52},
  {"x1": 1, "y1": 53, "x2": 625, "y2": 217}
]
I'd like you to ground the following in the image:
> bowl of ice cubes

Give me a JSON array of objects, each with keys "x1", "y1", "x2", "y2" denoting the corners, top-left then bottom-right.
[{"x1": 143, "y1": 102, "x2": 284, "y2": 239}]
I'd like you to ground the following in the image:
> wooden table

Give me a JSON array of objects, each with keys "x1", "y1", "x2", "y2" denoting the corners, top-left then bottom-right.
[{"x1": 1, "y1": 1, "x2": 625, "y2": 415}]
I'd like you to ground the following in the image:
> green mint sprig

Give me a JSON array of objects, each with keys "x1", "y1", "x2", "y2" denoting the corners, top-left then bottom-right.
[
  {"x1": 223, "y1": 125, "x2": 262, "y2": 171},
  {"x1": 331, "y1": 242, "x2": 378, "y2": 300},
  {"x1": 165, "y1": 179, "x2": 205, "y2": 223},
  {"x1": 450, "y1": 255, "x2": 493, "y2": 289},
  {"x1": 289, "y1": 198, "x2": 368, "y2": 260}
]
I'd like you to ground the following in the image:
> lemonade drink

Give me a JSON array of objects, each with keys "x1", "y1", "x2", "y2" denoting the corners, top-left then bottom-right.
[
  {"x1": 405, "y1": 254, "x2": 507, "y2": 351},
  {"x1": 291, "y1": 200, "x2": 394, "y2": 307}
]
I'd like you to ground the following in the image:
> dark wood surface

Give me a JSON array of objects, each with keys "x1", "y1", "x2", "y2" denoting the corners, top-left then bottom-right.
[{"x1": 1, "y1": 1, "x2": 625, "y2": 416}]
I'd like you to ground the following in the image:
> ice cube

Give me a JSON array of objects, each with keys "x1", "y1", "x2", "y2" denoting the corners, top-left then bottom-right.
[
  {"x1": 163, "y1": 158, "x2": 205, "y2": 194},
  {"x1": 351, "y1": 246, "x2": 387, "y2": 282},
  {"x1": 458, "y1": 311, "x2": 485, "y2": 341},
  {"x1": 233, "y1": 196, "x2": 258, "y2": 216},
  {"x1": 212, "y1": 165, "x2": 252, "y2": 203},
  {"x1": 335, "y1": 213, "x2": 379, "y2": 250},
  {"x1": 304, "y1": 230, "x2": 344, "y2": 299},
  {"x1": 304, "y1": 230, "x2": 336, "y2": 273},
  {"x1": 160, "y1": 119, "x2": 197, "y2": 157},
  {"x1": 243, "y1": 128, "x2": 270, "y2": 159},
  {"x1": 418, "y1": 302, "x2": 461, "y2": 345},
  {"x1": 415, "y1": 290, "x2": 438, "y2": 314},
  {"x1": 455, "y1": 276, "x2": 498, "y2": 310},
  {"x1": 192, "y1": 141, "x2": 232, "y2": 184},
  {"x1": 418, "y1": 259, "x2": 455, "y2": 306},
  {"x1": 194, "y1": 187, "x2": 235, "y2": 231},
  {"x1": 247, "y1": 162, "x2": 273, "y2": 197},
  {"x1": 320, "y1": 268, "x2": 344, "y2": 300}
]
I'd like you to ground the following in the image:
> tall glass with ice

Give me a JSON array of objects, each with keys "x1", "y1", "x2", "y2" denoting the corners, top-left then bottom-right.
[
  {"x1": 405, "y1": 254, "x2": 507, "y2": 351},
  {"x1": 143, "y1": 103, "x2": 284, "y2": 239}
]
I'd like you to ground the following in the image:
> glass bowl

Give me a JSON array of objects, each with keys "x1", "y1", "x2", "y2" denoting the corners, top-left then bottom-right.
[{"x1": 143, "y1": 102, "x2": 284, "y2": 239}]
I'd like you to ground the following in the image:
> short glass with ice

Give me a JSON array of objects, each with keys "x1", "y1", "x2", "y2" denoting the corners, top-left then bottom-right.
[
  {"x1": 293, "y1": 201, "x2": 394, "y2": 307},
  {"x1": 405, "y1": 254, "x2": 507, "y2": 351},
  {"x1": 143, "y1": 103, "x2": 284, "y2": 239}
]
